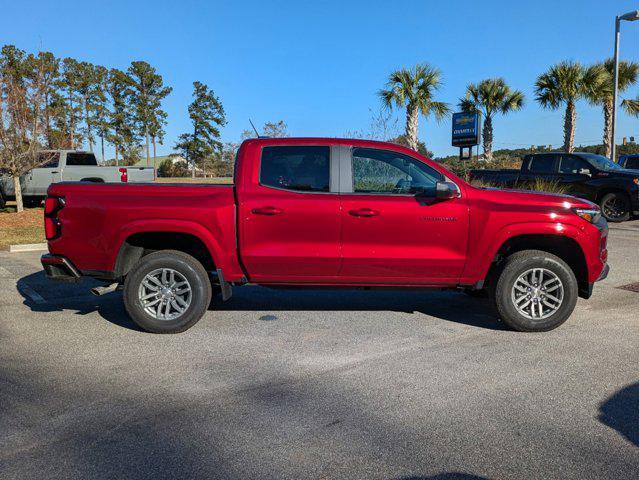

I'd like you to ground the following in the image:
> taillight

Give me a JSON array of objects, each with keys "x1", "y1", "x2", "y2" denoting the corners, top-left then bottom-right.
[
  {"x1": 119, "y1": 167, "x2": 128, "y2": 182},
  {"x1": 44, "y1": 196, "x2": 65, "y2": 240}
]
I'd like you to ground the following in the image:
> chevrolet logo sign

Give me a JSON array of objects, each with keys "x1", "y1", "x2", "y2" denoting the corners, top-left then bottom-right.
[{"x1": 456, "y1": 116, "x2": 474, "y2": 125}]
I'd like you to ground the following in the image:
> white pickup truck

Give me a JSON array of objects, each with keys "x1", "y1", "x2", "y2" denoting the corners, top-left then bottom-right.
[{"x1": 0, "y1": 150, "x2": 155, "y2": 208}]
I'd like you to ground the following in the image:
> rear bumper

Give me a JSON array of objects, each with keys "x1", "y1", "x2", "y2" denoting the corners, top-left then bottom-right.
[{"x1": 41, "y1": 254, "x2": 81, "y2": 283}]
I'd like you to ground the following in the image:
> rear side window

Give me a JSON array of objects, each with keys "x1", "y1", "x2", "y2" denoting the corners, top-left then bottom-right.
[
  {"x1": 66, "y1": 153, "x2": 97, "y2": 166},
  {"x1": 528, "y1": 155, "x2": 556, "y2": 174},
  {"x1": 260, "y1": 146, "x2": 330, "y2": 192}
]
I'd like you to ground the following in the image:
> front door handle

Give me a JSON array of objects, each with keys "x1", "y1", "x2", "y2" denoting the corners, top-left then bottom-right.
[
  {"x1": 252, "y1": 206, "x2": 283, "y2": 216},
  {"x1": 349, "y1": 208, "x2": 379, "y2": 217}
]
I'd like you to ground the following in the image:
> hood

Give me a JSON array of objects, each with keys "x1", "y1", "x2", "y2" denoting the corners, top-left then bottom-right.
[{"x1": 477, "y1": 186, "x2": 596, "y2": 209}]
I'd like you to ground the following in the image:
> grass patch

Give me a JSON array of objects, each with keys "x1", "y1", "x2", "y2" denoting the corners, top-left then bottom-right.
[
  {"x1": 0, "y1": 207, "x2": 45, "y2": 250},
  {"x1": 155, "y1": 177, "x2": 233, "y2": 184}
]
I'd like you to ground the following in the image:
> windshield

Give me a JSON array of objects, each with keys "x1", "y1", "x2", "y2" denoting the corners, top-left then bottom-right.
[{"x1": 577, "y1": 153, "x2": 623, "y2": 171}]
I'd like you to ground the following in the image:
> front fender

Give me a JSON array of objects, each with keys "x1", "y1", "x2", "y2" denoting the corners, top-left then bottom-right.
[{"x1": 461, "y1": 221, "x2": 586, "y2": 283}]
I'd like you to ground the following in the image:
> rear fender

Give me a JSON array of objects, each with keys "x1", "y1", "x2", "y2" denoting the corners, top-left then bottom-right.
[{"x1": 112, "y1": 219, "x2": 226, "y2": 274}]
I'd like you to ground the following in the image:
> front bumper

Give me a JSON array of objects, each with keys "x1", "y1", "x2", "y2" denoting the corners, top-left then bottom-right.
[
  {"x1": 41, "y1": 254, "x2": 81, "y2": 283},
  {"x1": 582, "y1": 263, "x2": 610, "y2": 299}
]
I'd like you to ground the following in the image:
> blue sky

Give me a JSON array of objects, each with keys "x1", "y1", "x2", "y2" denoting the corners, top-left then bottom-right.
[{"x1": 3, "y1": 0, "x2": 639, "y2": 157}]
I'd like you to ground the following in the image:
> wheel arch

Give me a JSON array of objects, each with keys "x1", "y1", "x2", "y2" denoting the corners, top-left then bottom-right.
[
  {"x1": 113, "y1": 223, "x2": 222, "y2": 279},
  {"x1": 485, "y1": 234, "x2": 589, "y2": 298}
]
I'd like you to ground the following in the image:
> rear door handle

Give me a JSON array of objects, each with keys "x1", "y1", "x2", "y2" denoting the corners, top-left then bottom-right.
[
  {"x1": 252, "y1": 206, "x2": 283, "y2": 216},
  {"x1": 349, "y1": 208, "x2": 379, "y2": 217}
]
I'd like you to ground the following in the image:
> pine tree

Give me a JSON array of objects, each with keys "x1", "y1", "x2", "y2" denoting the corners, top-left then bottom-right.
[
  {"x1": 127, "y1": 61, "x2": 171, "y2": 166},
  {"x1": 106, "y1": 68, "x2": 138, "y2": 165},
  {"x1": 57, "y1": 57, "x2": 84, "y2": 148},
  {"x1": 175, "y1": 81, "x2": 226, "y2": 177}
]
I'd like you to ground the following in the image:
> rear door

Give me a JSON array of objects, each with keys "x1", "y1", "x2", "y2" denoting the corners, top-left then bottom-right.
[
  {"x1": 238, "y1": 145, "x2": 342, "y2": 282},
  {"x1": 338, "y1": 147, "x2": 469, "y2": 284},
  {"x1": 62, "y1": 152, "x2": 101, "y2": 181},
  {"x1": 519, "y1": 153, "x2": 559, "y2": 186}
]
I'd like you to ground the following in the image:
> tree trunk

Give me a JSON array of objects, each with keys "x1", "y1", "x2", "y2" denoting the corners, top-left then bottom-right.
[
  {"x1": 191, "y1": 157, "x2": 195, "y2": 178},
  {"x1": 152, "y1": 136, "x2": 157, "y2": 171},
  {"x1": 115, "y1": 145, "x2": 119, "y2": 166},
  {"x1": 45, "y1": 92, "x2": 52, "y2": 148},
  {"x1": 603, "y1": 100, "x2": 613, "y2": 159},
  {"x1": 563, "y1": 101, "x2": 576, "y2": 153},
  {"x1": 13, "y1": 175, "x2": 23, "y2": 213},
  {"x1": 405, "y1": 104, "x2": 419, "y2": 151},
  {"x1": 84, "y1": 97, "x2": 93, "y2": 152},
  {"x1": 101, "y1": 134, "x2": 105, "y2": 162},
  {"x1": 69, "y1": 94, "x2": 75, "y2": 149},
  {"x1": 483, "y1": 115, "x2": 493, "y2": 161},
  {"x1": 144, "y1": 125, "x2": 150, "y2": 167}
]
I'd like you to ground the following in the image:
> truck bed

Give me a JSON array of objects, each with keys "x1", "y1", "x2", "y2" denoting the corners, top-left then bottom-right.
[{"x1": 46, "y1": 182, "x2": 239, "y2": 276}]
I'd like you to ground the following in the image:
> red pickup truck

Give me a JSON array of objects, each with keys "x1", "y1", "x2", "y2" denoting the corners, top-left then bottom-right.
[{"x1": 41, "y1": 138, "x2": 609, "y2": 333}]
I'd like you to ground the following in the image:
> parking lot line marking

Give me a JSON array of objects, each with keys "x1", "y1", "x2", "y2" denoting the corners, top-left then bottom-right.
[
  {"x1": 18, "y1": 284, "x2": 46, "y2": 304},
  {"x1": 0, "y1": 266, "x2": 12, "y2": 278}
]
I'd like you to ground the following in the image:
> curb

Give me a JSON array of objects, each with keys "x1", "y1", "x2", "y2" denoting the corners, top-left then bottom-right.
[{"x1": 8, "y1": 243, "x2": 48, "y2": 253}]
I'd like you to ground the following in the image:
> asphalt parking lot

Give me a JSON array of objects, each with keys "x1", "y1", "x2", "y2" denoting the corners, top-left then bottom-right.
[{"x1": 1, "y1": 222, "x2": 638, "y2": 480}]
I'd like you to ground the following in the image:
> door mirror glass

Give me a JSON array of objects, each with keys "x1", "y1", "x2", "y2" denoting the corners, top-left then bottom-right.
[{"x1": 435, "y1": 181, "x2": 461, "y2": 200}]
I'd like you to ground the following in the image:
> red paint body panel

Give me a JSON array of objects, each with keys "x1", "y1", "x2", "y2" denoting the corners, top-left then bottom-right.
[{"x1": 45, "y1": 137, "x2": 608, "y2": 289}]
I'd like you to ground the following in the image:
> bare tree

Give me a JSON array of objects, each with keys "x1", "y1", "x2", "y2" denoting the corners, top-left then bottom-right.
[{"x1": 0, "y1": 45, "x2": 51, "y2": 212}]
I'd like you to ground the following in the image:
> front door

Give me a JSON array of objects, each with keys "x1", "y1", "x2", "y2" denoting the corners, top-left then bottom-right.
[
  {"x1": 339, "y1": 147, "x2": 469, "y2": 284},
  {"x1": 238, "y1": 145, "x2": 342, "y2": 283},
  {"x1": 556, "y1": 154, "x2": 597, "y2": 200}
]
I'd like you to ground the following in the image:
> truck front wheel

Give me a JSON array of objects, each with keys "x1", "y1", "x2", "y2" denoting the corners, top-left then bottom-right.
[
  {"x1": 123, "y1": 250, "x2": 212, "y2": 333},
  {"x1": 493, "y1": 250, "x2": 578, "y2": 332}
]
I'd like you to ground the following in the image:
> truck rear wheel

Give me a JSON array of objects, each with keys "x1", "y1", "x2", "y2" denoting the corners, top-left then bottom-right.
[
  {"x1": 123, "y1": 250, "x2": 212, "y2": 333},
  {"x1": 493, "y1": 250, "x2": 578, "y2": 332}
]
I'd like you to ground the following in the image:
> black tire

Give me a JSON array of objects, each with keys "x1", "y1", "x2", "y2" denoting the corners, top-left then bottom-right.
[
  {"x1": 493, "y1": 250, "x2": 578, "y2": 332},
  {"x1": 0, "y1": 191, "x2": 5, "y2": 210},
  {"x1": 599, "y1": 192, "x2": 630, "y2": 222},
  {"x1": 123, "y1": 250, "x2": 212, "y2": 333}
]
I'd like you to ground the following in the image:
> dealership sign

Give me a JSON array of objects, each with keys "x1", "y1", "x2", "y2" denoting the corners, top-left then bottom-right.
[{"x1": 451, "y1": 112, "x2": 481, "y2": 147}]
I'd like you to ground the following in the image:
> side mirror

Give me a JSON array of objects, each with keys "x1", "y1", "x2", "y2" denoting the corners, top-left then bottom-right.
[
  {"x1": 579, "y1": 168, "x2": 591, "y2": 176},
  {"x1": 436, "y1": 181, "x2": 461, "y2": 200}
]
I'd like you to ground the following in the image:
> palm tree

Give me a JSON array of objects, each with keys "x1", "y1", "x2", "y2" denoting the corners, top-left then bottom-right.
[
  {"x1": 535, "y1": 61, "x2": 605, "y2": 153},
  {"x1": 585, "y1": 59, "x2": 639, "y2": 158},
  {"x1": 458, "y1": 78, "x2": 524, "y2": 161},
  {"x1": 622, "y1": 95, "x2": 639, "y2": 117},
  {"x1": 379, "y1": 63, "x2": 450, "y2": 151}
]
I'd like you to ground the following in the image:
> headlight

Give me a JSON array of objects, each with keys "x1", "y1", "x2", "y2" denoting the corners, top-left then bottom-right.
[{"x1": 573, "y1": 208, "x2": 601, "y2": 223}]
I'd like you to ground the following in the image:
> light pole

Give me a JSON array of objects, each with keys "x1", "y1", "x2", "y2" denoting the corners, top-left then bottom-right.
[{"x1": 611, "y1": 10, "x2": 639, "y2": 162}]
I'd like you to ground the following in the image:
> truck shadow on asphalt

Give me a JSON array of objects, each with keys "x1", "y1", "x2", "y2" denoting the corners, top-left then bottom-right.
[
  {"x1": 16, "y1": 271, "x2": 507, "y2": 331},
  {"x1": 599, "y1": 381, "x2": 639, "y2": 448}
]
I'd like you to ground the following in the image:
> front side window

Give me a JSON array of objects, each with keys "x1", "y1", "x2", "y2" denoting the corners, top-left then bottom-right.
[
  {"x1": 528, "y1": 155, "x2": 556, "y2": 174},
  {"x1": 626, "y1": 157, "x2": 639, "y2": 170},
  {"x1": 559, "y1": 156, "x2": 589, "y2": 174},
  {"x1": 351, "y1": 148, "x2": 442, "y2": 195},
  {"x1": 38, "y1": 152, "x2": 59, "y2": 168},
  {"x1": 260, "y1": 146, "x2": 330, "y2": 192}
]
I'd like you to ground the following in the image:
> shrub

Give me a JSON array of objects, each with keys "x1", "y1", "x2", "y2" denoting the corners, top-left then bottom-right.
[{"x1": 158, "y1": 158, "x2": 189, "y2": 177}]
